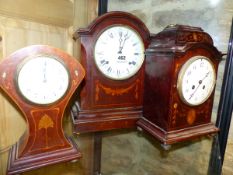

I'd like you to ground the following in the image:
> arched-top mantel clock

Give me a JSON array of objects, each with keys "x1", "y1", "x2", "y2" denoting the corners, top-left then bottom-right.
[
  {"x1": 71, "y1": 11, "x2": 150, "y2": 133},
  {"x1": 137, "y1": 25, "x2": 222, "y2": 146},
  {"x1": 0, "y1": 45, "x2": 85, "y2": 174}
]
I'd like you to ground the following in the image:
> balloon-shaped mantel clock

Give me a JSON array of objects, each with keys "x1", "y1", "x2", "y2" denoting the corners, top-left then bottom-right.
[{"x1": 0, "y1": 45, "x2": 85, "y2": 174}]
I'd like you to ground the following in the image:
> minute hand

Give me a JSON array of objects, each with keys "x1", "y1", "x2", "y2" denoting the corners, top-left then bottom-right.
[
  {"x1": 118, "y1": 33, "x2": 130, "y2": 54},
  {"x1": 189, "y1": 71, "x2": 210, "y2": 100}
]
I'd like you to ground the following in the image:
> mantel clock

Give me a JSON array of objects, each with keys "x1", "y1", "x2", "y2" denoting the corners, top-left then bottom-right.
[
  {"x1": 137, "y1": 25, "x2": 222, "y2": 146},
  {"x1": 0, "y1": 45, "x2": 85, "y2": 174},
  {"x1": 71, "y1": 11, "x2": 150, "y2": 133}
]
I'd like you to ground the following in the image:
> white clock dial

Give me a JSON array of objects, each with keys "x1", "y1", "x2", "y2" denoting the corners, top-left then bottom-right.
[
  {"x1": 94, "y1": 25, "x2": 145, "y2": 80},
  {"x1": 177, "y1": 56, "x2": 216, "y2": 106},
  {"x1": 17, "y1": 56, "x2": 69, "y2": 105}
]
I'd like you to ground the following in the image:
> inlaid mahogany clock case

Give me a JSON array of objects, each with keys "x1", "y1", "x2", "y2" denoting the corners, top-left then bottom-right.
[
  {"x1": 137, "y1": 25, "x2": 222, "y2": 145},
  {"x1": 71, "y1": 11, "x2": 150, "y2": 133},
  {"x1": 0, "y1": 45, "x2": 85, "y2": 174}
]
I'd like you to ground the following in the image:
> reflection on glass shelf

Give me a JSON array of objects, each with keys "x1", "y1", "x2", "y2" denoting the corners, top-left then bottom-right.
[{"x1": 101, "y1": 129, "x2": 221, "y2": 175}]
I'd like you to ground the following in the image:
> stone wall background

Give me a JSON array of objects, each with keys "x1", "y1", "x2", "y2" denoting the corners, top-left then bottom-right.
[{"x1": 100, "y1": 0, "x2": 233, "y2": 174}]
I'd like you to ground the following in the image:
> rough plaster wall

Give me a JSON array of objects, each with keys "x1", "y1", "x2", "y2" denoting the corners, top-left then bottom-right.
[{"x1": 102, "y1": 0, "x2": 233, "y2": 175}]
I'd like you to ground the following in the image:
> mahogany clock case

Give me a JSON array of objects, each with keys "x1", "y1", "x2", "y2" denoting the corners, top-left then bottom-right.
[
  {"x1": 137, "y1": 25, "x2": 222, "y2": 145},
  {"x1": 71, "y1": 11, "x2": 150, "y2": 133},
  {"x1": 0, "y1": 45, "x2": 85, "y2": 174}
]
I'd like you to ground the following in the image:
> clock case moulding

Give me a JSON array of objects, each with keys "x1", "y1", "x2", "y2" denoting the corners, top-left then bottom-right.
[
  {"x1": 137, "y1": 25, "x2": 222, "y2": 145},
  {"x1": 0, "y1": 45, "x2": 85, "y2": 174},
  {"x1": 71, "y1": 11, "x2": 150, "y2": 133}
]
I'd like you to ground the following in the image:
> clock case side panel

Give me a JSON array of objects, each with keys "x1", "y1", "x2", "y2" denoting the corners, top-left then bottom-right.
[
  {"x1": 72, "y1": 11, "x2": 150, "y2": 133},
  {"x1": 76, "y1": 36, "x2": 92, "y2": 110},
  {"x1": 141, "y1": 51, "x2": 174, "y2": 130}
]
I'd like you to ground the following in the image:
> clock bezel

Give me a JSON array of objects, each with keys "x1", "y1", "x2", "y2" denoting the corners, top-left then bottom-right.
[
  {"x1": 177, "y1": 55, "x2": 216, "y2": 106},
  {"x1": 93, "y1": 24, "x2": 145, "y2": 80},
  {"x1": 15, "y1": 54, "x2": 71, "y2": 106}
]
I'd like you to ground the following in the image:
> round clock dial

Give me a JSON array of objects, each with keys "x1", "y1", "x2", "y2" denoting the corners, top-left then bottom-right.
[
  {"x1": 177, "y1": 56, "x2": 216, "y2": 106},
  {"x1": 17, "y1": 55, "x2": 70, "y2": 105},
  {"x1": 94, "y1": 25, "x2": 145, "y2": 80}
]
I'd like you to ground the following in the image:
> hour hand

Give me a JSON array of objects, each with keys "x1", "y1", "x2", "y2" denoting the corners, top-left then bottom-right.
[
  {"x1": 42, "y1": 61, "x2": 47, "y2": 83},
  {"x1": 189, "y1": 71, "x2": 210, "y2": 99},
  {"x1": 118, "y1": 31, "x2": 130, "y2": 54},
  {"x1": 43, "y1": 73, "x2": 47, "y2": 83},
  {"x1": 118, "y1": 31, "x2": 123, "y2": 54}
]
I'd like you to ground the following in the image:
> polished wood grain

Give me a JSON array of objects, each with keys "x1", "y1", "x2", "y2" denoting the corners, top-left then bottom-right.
[
  {"x1": 0, "y1": 0, "x2": 73, "y2": 27},
  {"x1": 0, "y1": 45, "x2": 85, "y2": 174},
  {"x1": 71, "y1": 11, "x2": 150, "y2": 133},
  {"x1": 137, "y1": 25, "x2": 222, "y2": 145}
]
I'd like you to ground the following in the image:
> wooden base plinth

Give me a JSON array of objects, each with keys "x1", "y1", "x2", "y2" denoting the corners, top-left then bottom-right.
[
  {"x1": 7, "y1": 137, "x2": 82, "y2": 175},
  {"x1": 137, "y1": 117, "x2": 219, "y2": 145},
  {"x1": 71, "y1": 107, "x2": 141, "y2": 133}
]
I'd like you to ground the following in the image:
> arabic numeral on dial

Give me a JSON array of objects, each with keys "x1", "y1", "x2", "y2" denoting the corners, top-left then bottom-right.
[
  {"x1": 124, "y1": 32, "x2": 130, "y2": 39},
  {"x1": 59, "y1": 85, "x2": 63, "y2": 90},
  {"x1": 200, "y1": 62, "x2": 204, "y2": 67},
  {"x1": 118, "y1": 56, "x2": 126, "y2": 60},
  {"x1": 201, "y1": 93, "x2": 205, "y2": 98},
  {"x1": 119, "y1": 31, "x2": 123, "y2": 37},
  {"x1": 108, "y1": 32, "x2": 114, "y2": 38}
]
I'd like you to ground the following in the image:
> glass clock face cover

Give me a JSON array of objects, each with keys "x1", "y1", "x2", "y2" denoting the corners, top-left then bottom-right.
[
  {"x1": 177, "y1": 56, "x2": 216, "y2": 106},
  {"x1": 17, "y1": 56, "x2": 69, "y2": 105},
  {"x1": 94, "y1": 25, "x2": 145, "y2": 80}
]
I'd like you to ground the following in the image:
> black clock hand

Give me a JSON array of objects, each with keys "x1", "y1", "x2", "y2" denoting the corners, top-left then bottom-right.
[
  {"x1": 118, "y1": 32, "x2": 130, "y2": 54},
  {"x1": 118, "y1": 31, "x2": 123, "y2": 54},
  {"x1": 43, "y1": 61, "x2": 47, "y2": 83},
  {"x1": 189, "y1": 71, "x2": 210, "y2": 99}
]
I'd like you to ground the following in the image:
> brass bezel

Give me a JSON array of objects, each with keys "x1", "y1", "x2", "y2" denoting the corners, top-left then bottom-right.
[
  {"x1": 93, "y1": 24, "x2": 145, "y2": 80},
  {"x1": 177, "y1": 56, "x2": 216, "y2": 106},
  {"x1": 15, "y1": 54, "x2": 71, "y2": 106}
]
